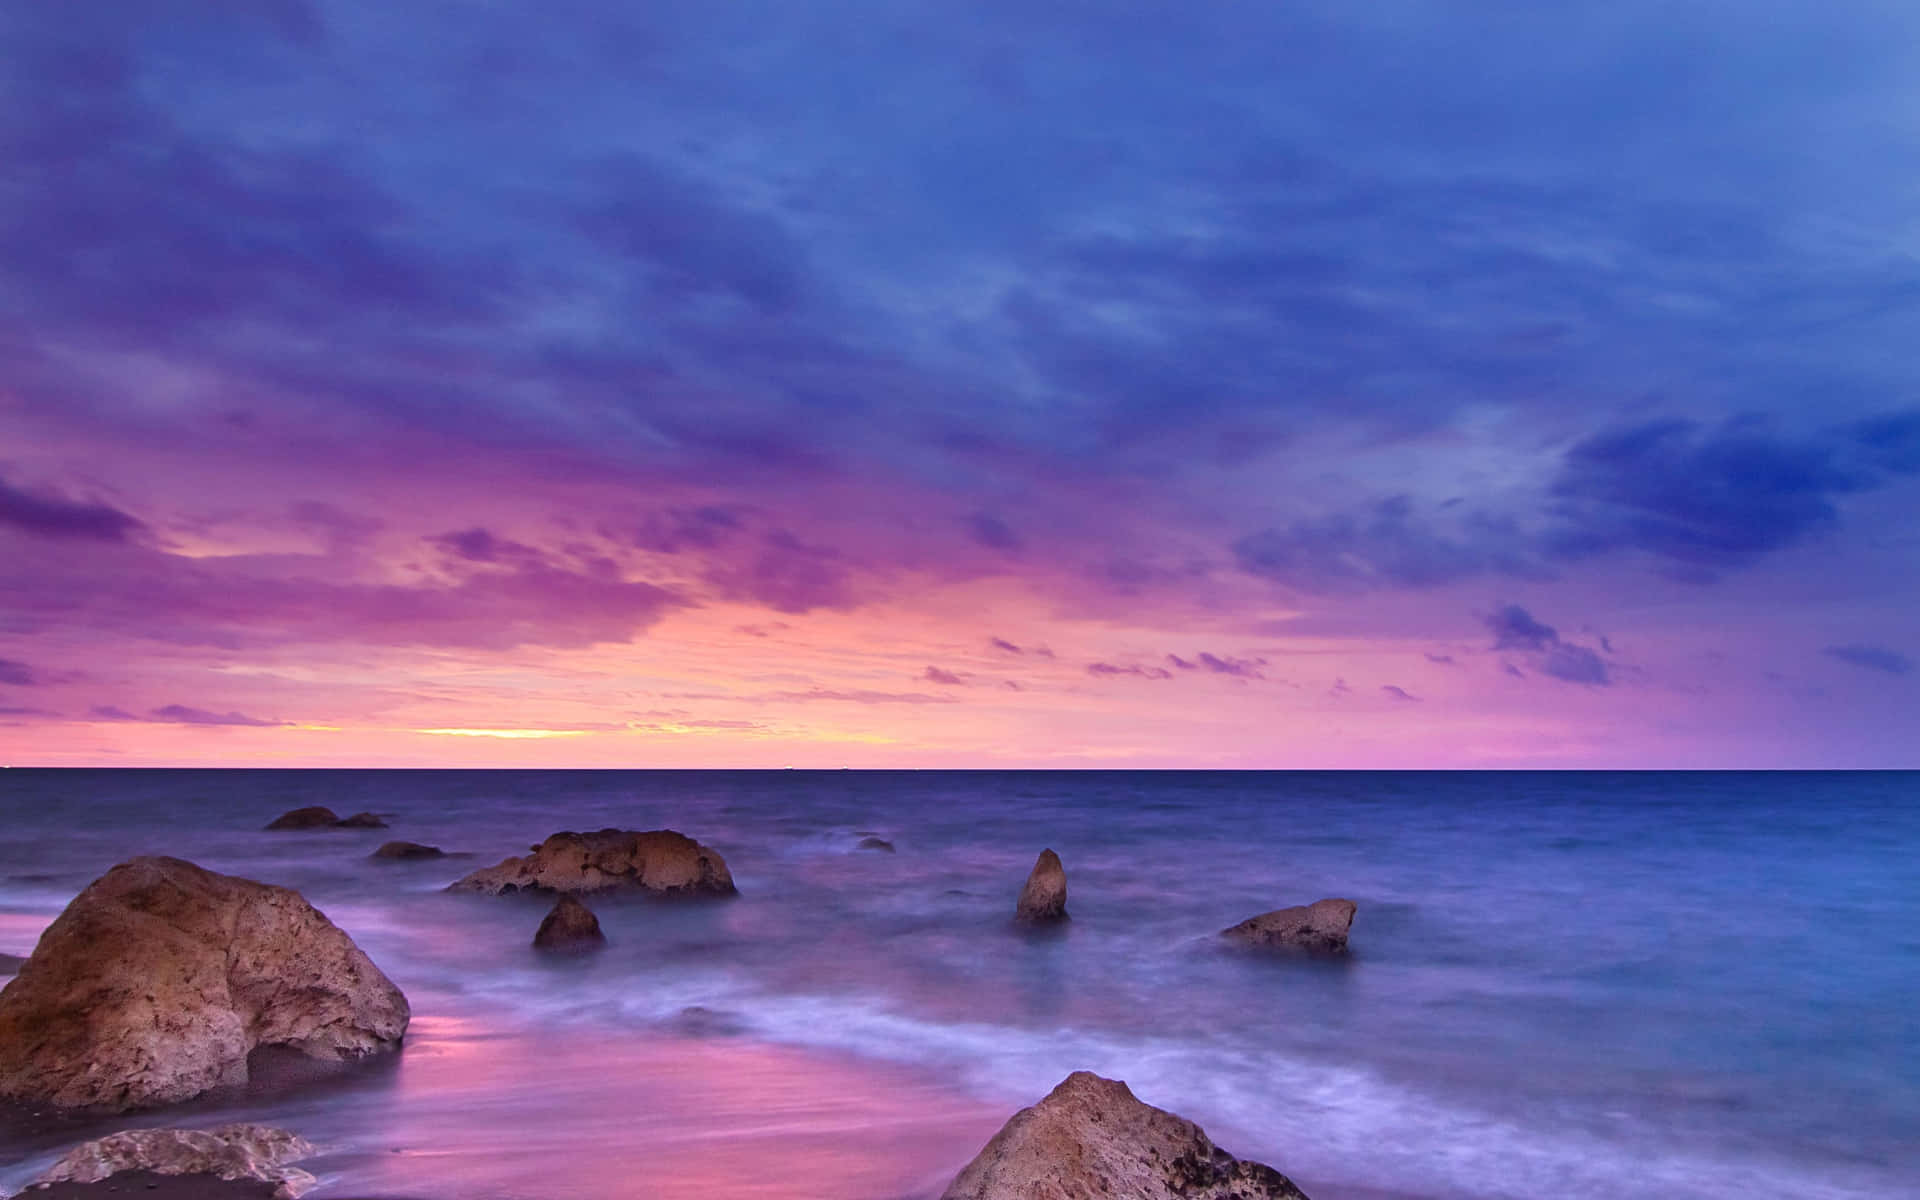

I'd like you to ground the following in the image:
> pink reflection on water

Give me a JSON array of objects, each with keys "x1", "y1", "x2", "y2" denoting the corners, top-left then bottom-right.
[
  {"x1": 317, "y1": 1014, "x2": 1006, "y2": 1199},
  {"x1": 0, "y1": 913, "x2": 50, "y2": 959}
]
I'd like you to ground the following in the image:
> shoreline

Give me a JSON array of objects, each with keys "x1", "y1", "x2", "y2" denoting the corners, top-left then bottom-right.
[{"x1": 1, "y1": 1014, "x2": 1426, "y2": 1200}]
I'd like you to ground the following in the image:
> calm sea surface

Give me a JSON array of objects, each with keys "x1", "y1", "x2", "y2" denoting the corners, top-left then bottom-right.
[{"x1": 0, "y1": 770, "x2": 1914, "y2": 1199}]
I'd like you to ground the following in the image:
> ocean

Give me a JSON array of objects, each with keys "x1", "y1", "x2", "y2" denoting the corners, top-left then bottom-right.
[{"x1": 0, "y1": 769, "x2": 1914, "y2": 1199}]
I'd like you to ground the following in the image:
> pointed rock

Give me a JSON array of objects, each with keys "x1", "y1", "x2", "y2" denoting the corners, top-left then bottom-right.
[
  {"x1": 1014, "y1": 848, "x2": 1068, "y2": 924},
  {"x1": 1221, "y1": 898, "x2": 1356, "y2": 953},
  {"x1": 940, "y1": 1071, "x2": 1311, "y2": 1199},
  {"x1": 533, "y1": 895, "x2": 607, "y2": 952}
]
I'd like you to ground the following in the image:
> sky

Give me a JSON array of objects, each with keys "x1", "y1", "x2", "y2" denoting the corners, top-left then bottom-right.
[{"x1": 2, "y1": 1, "x2": 1917, "y2": 768}]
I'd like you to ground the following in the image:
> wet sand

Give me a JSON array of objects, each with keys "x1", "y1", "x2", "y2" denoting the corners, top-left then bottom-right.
[{"x1": 2, "y1": 1016, "x2": 1011, "y2": 1200}]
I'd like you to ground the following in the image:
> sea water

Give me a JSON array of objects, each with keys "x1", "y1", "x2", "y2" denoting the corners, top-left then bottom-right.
[{"x1": 0, "y1": 769, "x2": 1913, "y2": 1199}]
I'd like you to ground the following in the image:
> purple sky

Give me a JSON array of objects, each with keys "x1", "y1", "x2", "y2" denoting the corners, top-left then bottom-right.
[{"x1": 2, "y1": 1, "x2": 1917, "y2": 766}]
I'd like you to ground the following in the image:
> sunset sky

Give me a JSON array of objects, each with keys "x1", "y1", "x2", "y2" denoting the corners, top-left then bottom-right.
[{"x1": 3, "y1": 1, "x2": 1917, "y2": 767}]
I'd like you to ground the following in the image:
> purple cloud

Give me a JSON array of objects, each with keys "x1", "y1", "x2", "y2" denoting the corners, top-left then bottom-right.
[
  {"x1": 0, "y1": 475, "x2": 144, "y2": 542},
  {"x1": 0, "y1": 659, "x2": 35, "y2": 686},
  {"x1": 1088, "y1": 662, "x2": 1173, "y2": 680},
  {"x1": 708, "y1": 530, "x2": 854, "y2": 615},
  {"x1": 1382, "y1": 685, "x2": 1421, "y2": 702},
  {"x1": 149, "y1": 704, "x2": 285, "y2": 727},
  {"x1": 922, "y1": 666, "x2": 965, "y2": 686},
  {"x1": 1485, "y1": 604, "x2": 1560, "y2": 652},
  {"x1": 967, "y1": 513, "x2": 1024, "y2": 554},
  {"x1": 1197, "y1": 652, "x2": 1266, "y2": 679},
  {"x1": 1483, "y1": 604, "x2": 1611, "y2": 686},
  {"x1": 429, "y1": 527, "x2": 542, "y2": 564},
  {"x1": 1823, "y1": 644, "x2": 1912, "y2": 675}
]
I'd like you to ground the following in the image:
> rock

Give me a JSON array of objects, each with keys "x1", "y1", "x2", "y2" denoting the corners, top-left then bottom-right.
[
  {"x1": 940, "y1": 1071, "x2": 1311, "y2": 1200},
  {"x1": 1220, "y1": 898, "x2": 1357, "y2": 953},
  {"x1": 669, "y1": 1005, "x2": 748, "y2": 1037},
  {"x1": 23, "y1": 1169, "x2": 284, "y2": 1198},
  {"x1": 263, "y1": 806, "x2": 339, "y2": 830},
  {"x1": 371, "y1": 840, "x2": 444, "y2": 860},
  {"x1": 0, "y1": 856, "x2": 410, "y2": 1112},
  {"x1": 447, "y1": 828, "x2": 737, "y2": 897},
  {"x1": 0, "y1": 951, "x2": 24, "y2": 974},
  {"x1": 264, "y1": 807, "x2": 386, "y2": 831},
  {"x1": 532, "y1": 895, "x2": 606, "y2": 952},
  {"x1": 32, "y1": 1124, "x2": 318, "y2": 1198},
  {"x1": 1014, "y1": 848, "x2": 1068, "y2": 924},
  {"x1": 856, "y1": 836, "x2": 896, "y2": 853}
]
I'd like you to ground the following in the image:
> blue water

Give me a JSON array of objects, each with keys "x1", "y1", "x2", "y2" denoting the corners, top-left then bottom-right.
[{"x1": 0, "y1": 770, "x2": 1914, "y2": 1199}]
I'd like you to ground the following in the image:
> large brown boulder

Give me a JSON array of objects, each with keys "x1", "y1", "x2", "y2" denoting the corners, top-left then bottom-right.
[
  {"x1": 1014, "y1": 849, "x2": 1068, "y2": 924},
  {"x1": 1220, "y1": 898, "x2": 1357, "y2": 953},
  {"x1": 533, "y1": 895, "x2": 607, "y2": 952},
  {"x1": 0, "y1": 857, "x2": 410, "y2": 1112},
  {"x1": 941, "y1": 1071, "x2": 1310, "y2": 1200},
  {"x1": 447, "y1": 828, "x2": 737, "y2": 897},
  {"x1": 31, "y1": 1124, "x2": 318, "y2": 1198}
]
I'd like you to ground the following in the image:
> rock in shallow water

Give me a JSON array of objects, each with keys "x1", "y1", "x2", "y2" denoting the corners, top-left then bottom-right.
[
  {"x1": 1014, "y1": 848, "x2": 1068, "y2": 924},
  {"x1": 0, "y1": 856, "x2": 409, "y2": 1112},
  {"x1": 371, "y1": 840, "x2": 444, "y2": 860},
  {"x1": 941, "y1": 1071, "x2": 1311, "y2": 1200},
  {"x1": 264, "y1": 807, "x2": 387, "y2": 831},
  {"x1": 533, "y1": 895, "x2": 607, "y2": 951},
  {"x1": 263, "y1": 806, "x2": 339, "y2": 830},
  {"x1": 447, "y1": 828, "x2": 737, "y2": 897},
  {"x1": 1220, "y1": 898, "x2": 1357, "y2": 953},
  {"x1": 32, "y1": 1124, "x2": 317, "y2": 1198}
]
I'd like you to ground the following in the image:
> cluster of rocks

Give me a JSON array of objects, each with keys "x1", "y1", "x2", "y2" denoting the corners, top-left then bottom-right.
[
  {"x1": 1014, "y1": 847, "x2": 1356, "y2": 954},
  {"x1": 0, "y1": 817, "x2": 1346, "y2": 1197}
]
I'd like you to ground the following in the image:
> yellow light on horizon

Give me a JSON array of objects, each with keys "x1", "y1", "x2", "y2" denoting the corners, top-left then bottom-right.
[{"x1": 413, "y1": 728, "x2": 594, "y2": 739}]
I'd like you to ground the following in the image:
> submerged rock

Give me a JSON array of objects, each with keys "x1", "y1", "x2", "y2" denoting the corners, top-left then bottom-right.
[
  {"x1": 941, "y1": 1071, "x2": 1311, "y2": 1200},
  {"x1": 264, "y1": 806, "x2": 387, "y2": 831},
  {"x1": 856, "y1": 836, "x2": 896, "y2": 853},
  {"x1": 263, "y1": 806, "x2": 339, "y2": 830},
  {"x1": 1014, "y1": 848, "x2": 1068, "y2": 924},
  {"x1": 32, "y1": 1124, "x2": 318, "y2": 1198},
  {"x1": 1220, "y1": 898, "x2": 1357, "y2": 953},
  {"x1": 0, "y1": 856, "x2": 409, "y2": 1112},
  {"x1": 533, "y1": 895, "x2": 606, "y2": 952},
  {"x1": 371, "y1": 840, "x2": 444, "y2": 860},
  {"x1": 448, "y1": 828, "x2": 737, "y2": 897}
]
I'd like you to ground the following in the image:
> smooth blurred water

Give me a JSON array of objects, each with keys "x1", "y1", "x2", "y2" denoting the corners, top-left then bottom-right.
[{"x1": 0, "y1": 769, "x2": 1914, "y2": 1200}]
